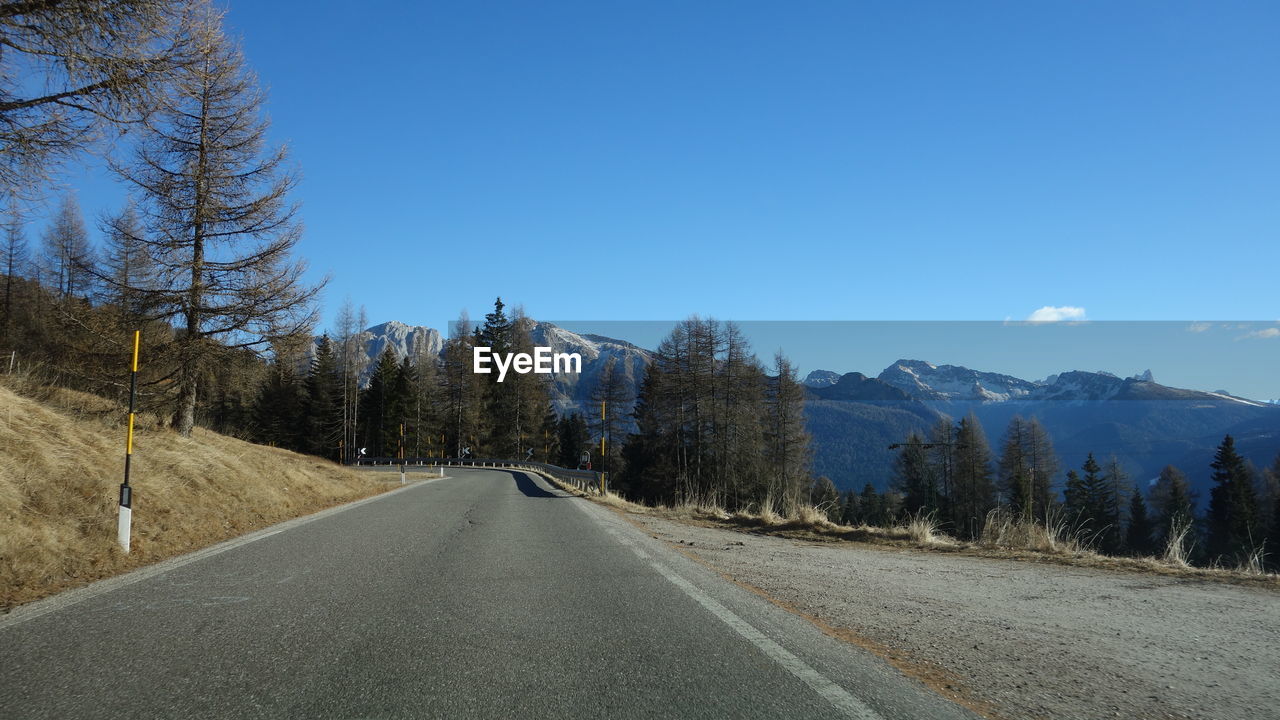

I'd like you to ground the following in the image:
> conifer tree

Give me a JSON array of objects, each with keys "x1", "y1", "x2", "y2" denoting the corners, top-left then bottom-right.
[
  {"x1": 252, "y1": 361, "x2": 305, "y2": 450},
  {"x1": 811, "y1": 476, "x2": 841, "y2": 521},
  {"x1": 1207, "y1": 435, "x2": 1259, "y2": 563},
  {"x1": 0, "y1": 0, "x2": 196, "y2": 189},
  {"x1": 764, "y1": 350, "x2": 809, "y2": 513},
  {"x1": 1126, "y1": 488, "x2": 1155, "y2": 556},
  {"x1": 951, "y1": 413, "x2": 995, "y2": 538},
  {"x1": 441, "y1": 314, "x2": 484, "y2": 457},
  {"x1": 1063, "y1": 469, "x2": 1086, "y2": 517},
  {"x1": 303, "y1": 335, "x2": 342, "y2": 459},
  {"x1": 1096, "y1": 456, "x2": 1129, "y2": 555},
  {"x1": 99, "y1": 199, "x2": 160, "y2": 323},
  {"x1": 859, "y1": 482, "x2": 883, "y2": 526},
  {"x1": 1, "y1": 198, "x2": 27, "y2": 338},
  {"x1": 358, "y1": 347, "x2": 399, "y2": 457},
  {"x1": 40, "y1": 195, "x2": 94, "y2": 300},
  {"x1": 557, "y1": 413, "x2": 590, "y2": 468},
  {"x1": 111, "y1": 7, "x2": 321, "y2": 436},
  {"x1": 1150, "y1": 464, "x2": 1196, "y2": 549},
  {"x1": 591, "y1": 356, "x2": 634, "y2": 475},
  {"x1": 893, "y1": 431, "x2": 936, "y2": 515}
]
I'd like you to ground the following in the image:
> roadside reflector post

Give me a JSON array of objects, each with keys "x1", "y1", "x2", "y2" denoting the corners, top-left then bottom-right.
[
  {"x1": 399, "y1": 422, "x2": 406, "y2": 484},
  {"x1": 118, "y1": 330, "x2": 140, "y2": 553}
]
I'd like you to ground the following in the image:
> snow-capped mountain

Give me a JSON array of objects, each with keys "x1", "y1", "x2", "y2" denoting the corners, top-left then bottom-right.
[
  {"x1": 802, "y1": 370, "x2": 842, "y2": 388},
  {"x1": 527, "y1": 322, "x2": 651, "y2": 416},
  {"x1": 803, "y1": 358, "x2": 1280, "y2": 498},
  {"x1": 877, "y1": 359, "x2": 1038, "y2": 404},
  {"x1": 348, "y1": 320, "x2": 651, "y2": 417}
]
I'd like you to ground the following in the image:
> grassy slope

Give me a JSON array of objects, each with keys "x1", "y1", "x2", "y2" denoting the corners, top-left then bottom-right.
[{"x1": 0, "y1": 381, "x2": 389, "y2": 610}]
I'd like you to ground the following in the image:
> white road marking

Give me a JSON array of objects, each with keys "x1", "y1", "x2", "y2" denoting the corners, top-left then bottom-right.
[
  {"x1": 0, "y1": 475, "x2": 452, "y2": 630},
  {"x1": 582, "y1": 502, "x2": 884, "y2": 720}
]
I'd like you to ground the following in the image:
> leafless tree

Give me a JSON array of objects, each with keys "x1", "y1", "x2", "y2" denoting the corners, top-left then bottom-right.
[
  {"x1": 0, "y1": 0, "x2": 196, "y2": 192},
  {"x1": 109, "y1": 5, "x2": 321, "y2": 435}
]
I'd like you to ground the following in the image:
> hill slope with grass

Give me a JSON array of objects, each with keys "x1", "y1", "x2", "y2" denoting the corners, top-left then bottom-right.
[{"x1": 0, "y1": 380, "x2": 389, "y2": 610}]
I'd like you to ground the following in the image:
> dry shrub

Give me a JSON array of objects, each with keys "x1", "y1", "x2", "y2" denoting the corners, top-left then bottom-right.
[
  {"x1": 979, "y1": 508, "x2": 1089, "y2": 554},
  {"x1": 1162, "y1": 518, "x2": 1194, "y2": 568},
  {"x1": 0, "y1": 381, "x2": 388, "y2": 610},
  {"x1": 896, "y1": 510, "x2": 948, "y2": 546}
]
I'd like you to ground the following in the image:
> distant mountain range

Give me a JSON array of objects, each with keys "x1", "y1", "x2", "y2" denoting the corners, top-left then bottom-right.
[
  {"x1": 803, "y1": 361, "x2": 1280, "y2": 503},
  {"x1": 339, "y1": 320, "x2": 650, "y2": 417},
  {"x1": 342, "y1": 322, "x2": 1280, "y2": 504}
]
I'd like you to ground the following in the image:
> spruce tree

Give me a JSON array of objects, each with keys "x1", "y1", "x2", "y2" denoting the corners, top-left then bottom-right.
[
  {"x1": 358, "y1": 347, "x2": 399, "y2": 457},
  {"x1": 1150, "y1": 465, "x2": 1196, "y2": 550},
  {"x1": 1063, "y1": 469, "x2": 1086, "y2": 517},
  {"x1": 1207, "y1": 435, "x2": 1259, "y2": 563},
  {"x1": 893, "y1": 431, "x2": 936, "y2": 515},
  {"x1": 304, "y1": 335, "x2": 342, "y2": 459},
  {"x1": 252, "y1": 361, "x2": 305, "y2": 451},
  {"x1": 1126, "y1": 488, "x2": 1155, "y2": 556},
  {"x1": 1097, "y1": 457, "x2": 1129, "y2": 555},
  {"x1": 860, "y1": 482, "x2": 882, "y2": 526}
]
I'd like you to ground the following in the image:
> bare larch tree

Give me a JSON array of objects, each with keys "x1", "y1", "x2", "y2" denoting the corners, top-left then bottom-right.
[{"x1": 110, "y1": 5, "x2": 320, "y2": 435}]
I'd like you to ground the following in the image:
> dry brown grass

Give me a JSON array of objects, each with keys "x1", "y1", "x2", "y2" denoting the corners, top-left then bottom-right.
[{"x1": 0, "y1": 380, "x2": 391, "y2": 610}]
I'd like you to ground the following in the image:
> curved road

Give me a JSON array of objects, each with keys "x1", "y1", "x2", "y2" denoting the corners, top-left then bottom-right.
[{"x1": 1, "y1": 468, "x2": 977, "y2": 719}]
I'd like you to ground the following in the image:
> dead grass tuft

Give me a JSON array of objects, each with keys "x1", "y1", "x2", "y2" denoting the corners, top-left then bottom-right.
[{"x1": 0, "y1": 379, "x2": 389, "y2": 610}]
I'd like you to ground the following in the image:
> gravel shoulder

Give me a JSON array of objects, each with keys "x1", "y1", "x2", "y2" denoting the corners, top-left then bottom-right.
[{"x1": 625, "y1": 512, "x2": 1280, "y2": 720}]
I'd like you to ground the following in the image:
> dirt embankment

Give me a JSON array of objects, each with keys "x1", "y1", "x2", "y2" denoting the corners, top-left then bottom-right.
[
  {"x1": 631, "y1": 513, "x2": 1280, "y2": 720},
  {"x1": 0, "y1": 383, "x2": 390, "y2": 610}
]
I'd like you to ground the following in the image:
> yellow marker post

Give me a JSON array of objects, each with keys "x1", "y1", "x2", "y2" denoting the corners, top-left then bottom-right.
[{"x1": 118, "y1": 330, "x2": 140, "y2": 553}]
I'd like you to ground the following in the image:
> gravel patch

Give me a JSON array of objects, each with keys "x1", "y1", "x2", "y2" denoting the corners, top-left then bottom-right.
[{"x1": 631, "y1": 514, "x2": 1280, "y2": 720}]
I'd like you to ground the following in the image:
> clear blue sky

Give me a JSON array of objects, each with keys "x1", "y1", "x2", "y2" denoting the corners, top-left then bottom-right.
[{"x1": 37, "y1": 1, "x2": 1280, "y2": 368}]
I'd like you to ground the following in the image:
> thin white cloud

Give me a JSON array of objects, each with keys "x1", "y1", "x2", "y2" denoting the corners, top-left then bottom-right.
[
  {"x1": 1239, "y1": 328, "x2": 1280, "y2": 340},
  {"x1": 1186, "y1": 322, "x2": 1212, "y2": 333},
  {"x1": 1026, "y1": 306, "x2": 1087, "y2": 323}
]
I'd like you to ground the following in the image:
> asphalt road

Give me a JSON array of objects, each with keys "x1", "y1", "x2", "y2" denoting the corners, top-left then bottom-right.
[{"x1": 1, "y1": 468, "x2": 977, "y2": 719}]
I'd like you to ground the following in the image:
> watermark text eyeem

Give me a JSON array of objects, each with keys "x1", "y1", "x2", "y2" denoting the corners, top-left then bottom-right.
[{"x1": 473, "y1": 346, "x2": 581, "y2": 382}]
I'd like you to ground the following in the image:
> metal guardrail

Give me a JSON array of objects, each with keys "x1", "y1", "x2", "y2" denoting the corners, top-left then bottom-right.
[{"x1": 354, "y1": 457, "x2": 608, "y2": 495}]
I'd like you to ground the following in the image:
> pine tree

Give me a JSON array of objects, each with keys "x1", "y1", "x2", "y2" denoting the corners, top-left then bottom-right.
[
  {"x1": 252, "y1": 361, "x2": 305, "y2": 450},
  {"x1": 1097, "y1": 457, "x2": 1129, "y2": 555},
  {"x1": 1063, "y1": 469, "x2": 1086, "y2": 517},
  {"x1": 557, "y1": 413, "x2": 591, "y2": 469},
  {"x1": 1150, "y1": 464, "x2": 1196, "y2": 550},
  {"x1": 893, "y1": 431, "x2": 936, "y2": 515},
  {"x1": 859, "y1": 483, "x2": 883, "y2": 526},
  {"x1": 303, "y1": 335, "x2": 342, "y2": 459},
  {"x1": 839, "y1": 491, "x2": 860, "y2": 526},
  {"x1": 1126, "y1": 488, "x2": 1155, "y2": 556},
  {"x1": 358, "y1": 347, "x2": 399, "y2": 457},
  {"x1": 1207, "y1": 435, "x2": 1259, "y2": 563}
]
